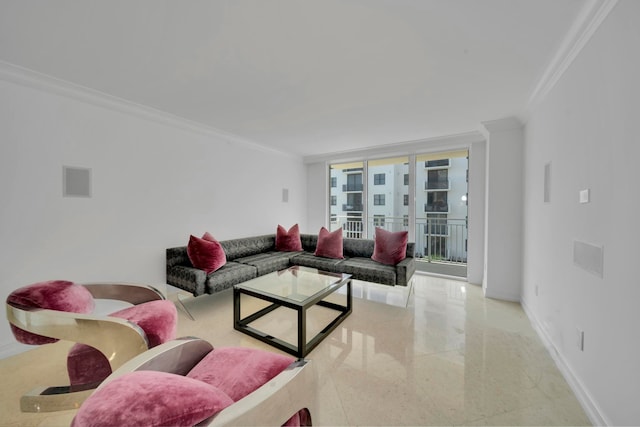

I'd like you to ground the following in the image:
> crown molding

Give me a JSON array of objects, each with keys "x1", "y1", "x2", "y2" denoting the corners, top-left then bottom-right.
[
  {"x1": 303, "y1": 131, "x2": 485, "y2": 165},
  {"x1": 526, "y1": 0, "x2": 619, "y2": 110},
  {"x1": 0, "y1": 61, "x2": 298, "y2": 158}
]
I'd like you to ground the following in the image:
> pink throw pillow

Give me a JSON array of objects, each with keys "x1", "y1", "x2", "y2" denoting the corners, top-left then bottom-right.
[
  {"x1": 275, "y1": 224, "x2": 303, "y2": 252},
  {"x1": 371, "y1": 228, "x2": 408, "y2": 266},
  {"x1": 7, "y1": 280, "x2": 95, "y2": 345},
  {"x1": 314, "y1": 227, "x2": 344, "y2": 259},
  {"x1": 187, "y1": 347, "x2": 294, "y2": 402},
  {"x1": 187, "y1": 233, "x2": 227, "y2": 274},
  {"x1": 71, "y1": 371, "x2": 234, "y2": 427}
]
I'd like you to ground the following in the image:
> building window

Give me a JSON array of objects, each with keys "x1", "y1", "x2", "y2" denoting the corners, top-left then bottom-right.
[
  {"x1": 330, "y1": 214, "x2": 337, "y2": 223},
  {"x1": 330, "y1": 195, "x2": 337, "y2": 206},
  {"x1": 344, "y1": 173, "x2": 363, "y2": 192},
  {"x1": 373, "y1": 215, "x2": 385, "y2": 227},
  {"x1": 403, "y1": 214, "x2": 409, "y2": 227},
  {"x1": 425, "y1": 192, "x2": 448, "y2": 212},
  {"x1": 404, "y1": 173, "x2": 409, "y2": 185},
  {"x1": 374, "y1": 194, "x2": 385, "y2": 205},
  {"x1": 426, "y1": 169, "x2": 449, "y2": 190},
  {"x1": 374, "y1": 173, "x2": 385, "y2": 185},
  {"x1": 404, "y1": 194, "x2": 409, "y2": 206},
  {"x1": 425, "y1": 159, "x2": 450, "y2": 168},
  {"x1": 330, "y1": 177, "x2": 337, "y2": 188}
]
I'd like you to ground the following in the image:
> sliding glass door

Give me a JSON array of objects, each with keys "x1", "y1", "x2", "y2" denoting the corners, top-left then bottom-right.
[{"x1": 329, "y1": 150, "x2": 468, "y2": 278}]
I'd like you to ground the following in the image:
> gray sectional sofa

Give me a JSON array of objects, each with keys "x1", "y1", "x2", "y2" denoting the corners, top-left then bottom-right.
[{"x1": 166, "y1": 234, "x2": 415, "y2": 297}]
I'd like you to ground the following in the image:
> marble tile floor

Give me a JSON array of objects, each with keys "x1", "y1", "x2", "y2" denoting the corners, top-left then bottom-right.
[{"x1": 0, "y1": 274, "x2": 591, "y2": 426}]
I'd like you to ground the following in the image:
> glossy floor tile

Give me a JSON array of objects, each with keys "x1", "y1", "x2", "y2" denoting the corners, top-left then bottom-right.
[{"x1": 0, "y1": 274, "x2": 591, "y2": 426}]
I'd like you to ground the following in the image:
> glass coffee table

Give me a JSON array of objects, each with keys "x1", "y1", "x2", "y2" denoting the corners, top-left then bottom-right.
[{"x1": 233, "y1": 266, "x2": 352, "y2": 358}]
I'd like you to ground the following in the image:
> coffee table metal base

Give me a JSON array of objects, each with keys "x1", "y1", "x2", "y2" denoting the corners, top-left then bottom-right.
[{"x1": 233, "y1": 280, "x2": 352, "y2": 359}]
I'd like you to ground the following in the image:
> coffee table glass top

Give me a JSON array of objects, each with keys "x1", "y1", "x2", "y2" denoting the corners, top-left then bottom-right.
[{"x1": 234, "y1": 266, "x2": 349, "y2": 304}]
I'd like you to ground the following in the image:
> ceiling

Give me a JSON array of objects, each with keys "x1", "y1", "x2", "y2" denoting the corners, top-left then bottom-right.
[{"x1": 0, "y1": 0, "x2": 586, "y2": 157}]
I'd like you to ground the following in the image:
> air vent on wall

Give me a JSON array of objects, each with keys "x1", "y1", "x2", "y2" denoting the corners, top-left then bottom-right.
[{"x1": 63, "y1": 166, "x2": 92, "y2": 198}]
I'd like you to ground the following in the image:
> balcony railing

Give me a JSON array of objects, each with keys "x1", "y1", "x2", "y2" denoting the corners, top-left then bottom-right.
[
  {"x1": 342, "y1": 184, "x2": 363, "y2": 192},
  {"x1": 424, "y1": 203, "x2": 449, "y2": 213},
  {"x1": 342, "y1": 204, "x2": 363, "y2": 212},
  {"x1": 416, "y1": 217, "x2": 467, "y2": 264},
  {"x1": 425, "y1": 180, "x2": 449, "y2": 190},
  {"x1": 330, "y1": 215, "x2": 467, "y2": 265}
]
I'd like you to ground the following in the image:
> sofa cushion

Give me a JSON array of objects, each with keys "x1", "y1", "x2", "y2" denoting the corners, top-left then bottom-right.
[
  {"x1": 187, "y1": 233, "x2": 226, "y2": 274},
  {"x1": 71, "y1": 371, "x2": 234, "y2": 427},
  {"x1": 276, "y1": 224, "x2": 303, "y2": 252},
  {"x1": 235, "y1": 252, "x2": 292, "y2": 276},
  {"x1": 314, "y1": 227, "x2": 344, "y2": 259},
  {"x1": 290, "y1": 251, "x2": 345, "y2": 273},
  {"x1": 220, "y1": 235, "x2": 276, "y2": 260},
  {"x1": 299, "y1": 233, "x2": 318, "y2": 252},
  {"x1": 7, "y1": 280, "x2": 95, "y2": 345},
  {"x1": 205, "y1": 262, "x2": 257, "y2": 294},
  {"x1": 343, "y1": 237, "x2": 375, "y2": 258},
  {"x1": 187, "y1": 347, "x2": 294, "y2": 402},
  {"x1": 340, "y1": 257, "x2": 397, "y2": 286},
  {"x1": 371, "y1": 228, "x2": 408, "y2": 265}
]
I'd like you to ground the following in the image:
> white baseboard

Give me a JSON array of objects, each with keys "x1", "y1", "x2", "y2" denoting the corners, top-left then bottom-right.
[{"x1": 521, "y1": 298, "x2": 608, "y2": 426}]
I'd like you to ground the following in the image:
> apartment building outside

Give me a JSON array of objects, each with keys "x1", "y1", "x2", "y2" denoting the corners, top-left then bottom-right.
[{"x1": 329, "y1": 152, "x2": 468, "y2": 270}]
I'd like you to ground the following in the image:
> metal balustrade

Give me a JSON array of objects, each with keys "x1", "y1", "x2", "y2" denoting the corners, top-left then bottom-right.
[{"x1": 330, "y1": 216, "x2": 467, "y2": 265}]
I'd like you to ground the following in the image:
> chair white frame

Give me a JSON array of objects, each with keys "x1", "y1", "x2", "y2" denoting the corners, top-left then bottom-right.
[
  {"x1": 6, "y1": 282, "x2": 165, "y2": 413},
  {"x1": 100, "y1": 337, "x2": 318, "y2": 426}
]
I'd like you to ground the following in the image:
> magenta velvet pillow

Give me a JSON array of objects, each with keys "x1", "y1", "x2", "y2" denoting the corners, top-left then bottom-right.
[
  {"x1": 314, "y1": 227, "x2": 344, "y2": 259},
  {"x1": 6, "y1": 280, "x2": 95, "y2": 345},
  {"x1": 187, "y1": 347, "x2": 294, "y2": 402},
  {"x1": 187, "y1": 232, "x2": 227, "y2": 274},
  {"x1": 275, "y1": 224, "x2": 303, "y2": 252},
  {"x1": 71, "y1": 371, "x2": 234, "y2": 427},
  {"x1": 371, "y1": 228, "x2": 409, "y2": 266}
]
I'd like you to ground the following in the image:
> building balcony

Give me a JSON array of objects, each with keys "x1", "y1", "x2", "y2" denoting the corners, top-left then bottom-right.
[
  {"x1": 424, "y1": 203, "x2": 449, "y2": 213},
  {"x1": 342, "y1": 184, "x2": 363, "y2": 192},
  {"x1": 342, "y1": 204, "x2": 364, "y2": 212},
  {"x1": 425, "y1": 180, "x2": 449, "y2": 190}
]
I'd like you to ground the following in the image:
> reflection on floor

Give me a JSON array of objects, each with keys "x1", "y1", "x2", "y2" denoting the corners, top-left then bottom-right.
[{"x1": 0, "y1": 274, "x2": 591, "y2": 426}]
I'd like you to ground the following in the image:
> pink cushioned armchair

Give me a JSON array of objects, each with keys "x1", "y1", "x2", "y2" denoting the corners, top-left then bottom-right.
[
  {"x1": 6, "y1": 280, "x2": 177, "y2": 413},
  {"x1": 72, "y1": 337, "x2": 317, "y2": 426}
]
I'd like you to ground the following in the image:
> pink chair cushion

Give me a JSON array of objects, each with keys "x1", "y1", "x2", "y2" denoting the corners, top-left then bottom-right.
[
  {"x1": 371, "y1": 227, "x2": 409, "y2": 265},
  {"x1": 6, "y1": 280, "x2": 95, "y2": 345},
  {"x1": 187, "y1": 232, "x2": 227, "y2": 274},
  {"x1": 67, "y1": 299, "x2": 178, "y2": 386},
  {"x1": 71, "y1": 371, "x2": 234, "y2": 427},
  {"x1": 187, "y1": 347, "x2": 295, "y2": 402},
  {"x1": 314, "y1": 226, "x2": 344, "y2": 259},
  {"x1": 276, "y1": 224, "x2": 303, "y2": 252}
]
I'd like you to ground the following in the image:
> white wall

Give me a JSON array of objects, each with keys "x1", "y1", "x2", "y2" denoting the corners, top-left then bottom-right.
[
  {"x1": 521, "y1": 1, "x2": 640, "y2": 425},
  {"x1": 306, "y1": 162, "x2": 328, "y2": 232},
  {"x1": 0, "y1": 71, "x2": 306, "y2": 356},
  {"x1": 482, "y1": 117, "x2": 524, "y2": 302}
]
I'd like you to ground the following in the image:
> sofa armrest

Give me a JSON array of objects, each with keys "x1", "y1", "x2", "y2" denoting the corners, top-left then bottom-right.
[
  {"x1": 395, "y1": 256, "x2": 416, "y2": 286},
  {"x1": 167, "y1": 265, "x2": 207, "y2": 296}
]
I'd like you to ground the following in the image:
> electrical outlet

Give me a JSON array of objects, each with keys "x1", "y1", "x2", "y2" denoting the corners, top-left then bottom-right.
[{"x1": 576, "y1": 329, "x2": 584, "y2": 351}]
